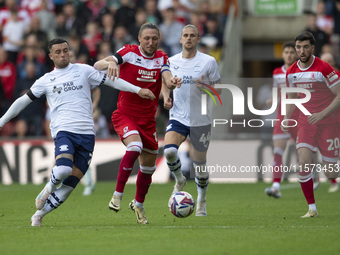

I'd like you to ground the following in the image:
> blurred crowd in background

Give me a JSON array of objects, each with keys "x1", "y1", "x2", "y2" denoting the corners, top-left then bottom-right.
[{"x1": 0, "y1": 0, "x2": 233, "y2": 139}]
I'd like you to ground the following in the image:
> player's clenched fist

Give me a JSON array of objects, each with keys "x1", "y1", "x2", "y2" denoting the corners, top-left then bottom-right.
[
  {"x1": 138, "y1": 88, "x2": 156, "y2": 100},
  {"x1": 163, "y1": 97, "x2": 173, "y2": 110},
  {"x1": 169, "y1": 77, "x2": 182, "y2": 90}
]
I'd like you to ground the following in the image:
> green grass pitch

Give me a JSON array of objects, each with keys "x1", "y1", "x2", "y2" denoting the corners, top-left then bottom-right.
[{"x1": 1, "y1": 181, "x2": 340, "y2": 255}]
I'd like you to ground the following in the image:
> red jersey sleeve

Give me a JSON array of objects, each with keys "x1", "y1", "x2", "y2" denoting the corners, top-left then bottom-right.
[{"x1": 321, "y1": 61, "x2": 340, "y2": 88}]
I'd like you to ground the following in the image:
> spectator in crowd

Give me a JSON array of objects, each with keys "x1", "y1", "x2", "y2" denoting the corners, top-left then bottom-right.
[
  {"x1": 24, "y1": 15, "x2": 49, "y2": 50},
  {"x1": 0, "y1": 47, "x2": 16, "y2": 114},
  {"x1": 20, "y1": 0, "x2": 55, "y2": 17},
  {"x1": 201, "y1": 16, "x2": 223, "y2": 62},
  {"x1": 2, "y1": 9, "x2": 26, "y2": 63},
  {"x1": 36, "y1": 0, "x2": 57, "y2": 40},
  {"x1": 114, "y1": 0, "x2": 135, "y2": 31},
  {"x1": 316, "y1": 0, "x2": 334, "y2": 36},
  {"x1": 0, "y1": 0, "x2": 31, "y2": 34},
  {"x1": 84, "y1": 0, "x2": 110, "y2": 23},
  {"x1": 145, "y1": 0, "x2": 162, "y2": 25},
  {"x1": 159, "y1": 7, "x2": 184, "y2": 56},
  {"x1": 14, "y1": 62, "x2": 46, "y2": 137},
  {"x1": 130, "y1": 7, "x2": 148, "y2": 41},
  {"x1": 67, "y1": 33, "x2": 90, "y2": 64},
  {"x1": 62, "y1": 2, "x2": 84, "y2": 35},
  {"x1": 17, "y1": 44, "x2": 46, "y2": 79},
  {"x1": 96, "y1": 41, "x2": 113, "y2": 60},
  {"x1": 111, "y1": 25, "x2": 137, "y2": 53},
  {"x1": 82, "y1": 21, "x2": 102, "y2": 64},
  {"x1": 305, "y1": 12, "x2": 329, "y2": 57},
  {"x1": 100, "y1": 12, "x2": 115, "y2": 43},
  {"x1": 54, "y1": 12, "x2": 68, "y2": 37}
]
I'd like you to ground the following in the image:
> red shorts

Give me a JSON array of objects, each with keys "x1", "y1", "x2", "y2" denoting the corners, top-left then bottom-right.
[
  {"x1": 296, "y1": 123, "x2": 339, "y2": 162},
  {"x1": 273, "y1": 114, "x2": 298, "y2": 141},
  {"x1": 112, "y1": 110, "x2": 158, "y2": 154}
]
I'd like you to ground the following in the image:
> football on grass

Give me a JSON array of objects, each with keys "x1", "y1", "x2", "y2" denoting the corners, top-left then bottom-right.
[{"x1": 169, "y1": 191, "x2": 195, "y2": 218}]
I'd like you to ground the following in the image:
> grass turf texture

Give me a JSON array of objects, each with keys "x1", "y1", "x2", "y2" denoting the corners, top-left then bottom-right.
[{"x1": 1, "y1": 181, "x2": 340, "y2": 255}]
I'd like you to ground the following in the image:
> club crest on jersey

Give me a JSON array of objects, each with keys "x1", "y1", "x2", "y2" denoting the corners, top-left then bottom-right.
[
  {"x1": 53, "y1": 86, "x2": 62, "y2": 94},
  {"x1": 153, "y1": 59, "x2": 162, "y2": 68}
]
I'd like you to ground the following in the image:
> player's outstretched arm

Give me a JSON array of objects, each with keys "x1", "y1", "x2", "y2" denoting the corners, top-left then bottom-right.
[
  {"x1": 0, "y1": 94, "x2": 33, "y2": 129},
  {"x1": 161, "y1": 81, "x2": 172, "y2": 110},
  {"x1": 103, "y1": 77, "x2": 155, "y2": 100},
  {"x1": 94, "y1": 56, "x2": 119, "y2": 80},
  {"x1": 162, "y1": 71, "x2": 182, "y2": 90}
]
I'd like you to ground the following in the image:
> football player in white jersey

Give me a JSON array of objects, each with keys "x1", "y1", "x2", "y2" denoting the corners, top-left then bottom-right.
[
  {"x1": 162, "y1": 25, "x2": 221, "y2": 216},
  {"x1": 0, "y1": 38, "x2": 155, "y2": 226}
]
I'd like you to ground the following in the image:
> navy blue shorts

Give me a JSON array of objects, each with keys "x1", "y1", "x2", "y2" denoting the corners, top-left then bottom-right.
[
  {"x1": 165, "y1": 120, "x2": 211, "y2": 152},
  {"x1": 54, "y1": 131, "x2": 95, "y2": 174}
]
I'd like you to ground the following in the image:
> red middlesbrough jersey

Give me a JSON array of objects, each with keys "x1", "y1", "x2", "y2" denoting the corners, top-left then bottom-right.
[
  {"x1": 286, "y1": 56, "x2": 340, "y2": 125},
  {"x1": 114, "y1": 44, "x2": 169, "y2": 118}
]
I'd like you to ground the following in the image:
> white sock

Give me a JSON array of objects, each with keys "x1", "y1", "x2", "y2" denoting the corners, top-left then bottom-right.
[
  {"x1": 36, "y1": 184, "x2": 74, "y2": 217},
  {"x1": 309, "y1": 203, "x2": 317, "y2": 212},
  {"x1": 135, "y1": 200, "x2": 144, "y2": 208},
  {"x1": 272, "y1": 182, "x2": 280, "y2": 190},
  {"x1": 113, "y1": 191, "x2": 123, "y2": 197}
]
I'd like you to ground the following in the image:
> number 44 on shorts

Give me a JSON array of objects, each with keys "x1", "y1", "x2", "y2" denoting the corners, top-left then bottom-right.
[{"x1": 199, "y1": 132, "x2": 211, "y2": 148}]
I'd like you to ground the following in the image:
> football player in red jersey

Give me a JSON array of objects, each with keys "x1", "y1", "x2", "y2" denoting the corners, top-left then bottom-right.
[
  {"x1": 282, "y1": 31, "x2": 340, "y2": 217},
  {"x1": 319, "y1": 52, "x2": 340, "y2": 193},
  {"x1": 94, "y1": 23, "x2": 182, "y2": 224},
  {"x1": 265, "y1": 42, "x2": 298, "y2": 199}
]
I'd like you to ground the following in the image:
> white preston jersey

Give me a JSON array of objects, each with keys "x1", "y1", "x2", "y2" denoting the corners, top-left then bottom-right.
[
  {"x1": 169, "y1": 51, "x2": 221, "y2": 127},
  {"x1": 30, "y1": 63, "x2": 106, "y2": 138}
]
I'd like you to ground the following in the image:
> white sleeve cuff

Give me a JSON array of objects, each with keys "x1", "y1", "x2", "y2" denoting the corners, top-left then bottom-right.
[{"x1": 103, "y1": 77, "x2": 141, "y2": 94}]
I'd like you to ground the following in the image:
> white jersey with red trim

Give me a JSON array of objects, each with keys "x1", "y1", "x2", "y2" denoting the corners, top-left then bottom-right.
[
  {"x1": 286, "y1": 56, "x2": 340, "y2": 125},
  {"x1": 169, "y1": 51, "x2": 221, "y2": 127},
  {"x1": 113, "y1": 44, "x2": 169, "y2": 118}
]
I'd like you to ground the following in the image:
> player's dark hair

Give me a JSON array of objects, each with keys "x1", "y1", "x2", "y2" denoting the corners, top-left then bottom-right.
[
  {"x1": 138, "y1": 22, "x2": 160, "y2": 37},
  {"x1": 48, "y1": 38, "x2": 69, "y2": 52},
  {"x1": 295, "y1": 31, "x2": 315, "y2": 46},
  {"x1": 282, "y1": 41, "x2": 295, "y2": 50}
]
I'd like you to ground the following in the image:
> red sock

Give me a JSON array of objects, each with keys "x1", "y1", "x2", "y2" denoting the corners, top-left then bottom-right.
[
  {"x1": 273, "y1": 153, "x2": 283, "y2": 183},
  {"x1": 331, "y1": 179, "x2": 337, "y2": 184},
  {"x1": 115, "y1": 151, "x2": 140, "y2": 193},
  {"x1": 300, "y1": 178, "x2": 315, "y2": 204},
  {"x1": 135, "y1": 170, "x2": 152, "y2": 203}
]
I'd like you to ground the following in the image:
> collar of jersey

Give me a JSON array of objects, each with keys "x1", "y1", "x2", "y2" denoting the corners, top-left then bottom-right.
[{"x1": 297, "y1": 55, "x2": 315, "y2": 71}]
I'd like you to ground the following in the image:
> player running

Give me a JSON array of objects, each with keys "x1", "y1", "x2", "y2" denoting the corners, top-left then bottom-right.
[
  {"x1": 0, "y1": 38, "x2": 155, "y2": 226},
  {"x1": 162, "y1": 24, "x2": 221, "y2": 216},
  {"x1": 94, "y1": 22, "x2": 182, "y2": 224},
  {"x1": 282, "y1": 31, "x2": 340, "y2": 217},
  {"x1": 265, "y1": 42, "x2": 299, "y2": 198}
]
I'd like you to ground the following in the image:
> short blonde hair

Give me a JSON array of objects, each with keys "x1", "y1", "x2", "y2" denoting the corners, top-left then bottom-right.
[{"x1": 182, "y1": 24, "x2": 200, "y2": 37}]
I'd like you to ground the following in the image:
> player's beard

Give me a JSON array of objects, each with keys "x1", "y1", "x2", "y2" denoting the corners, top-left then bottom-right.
[
  {"x1": 142, "y1": 46, "x2": 157, "y2": 57},
  {"x1": 299, "y1": 54, "x2": 311, "y2": 63}
]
